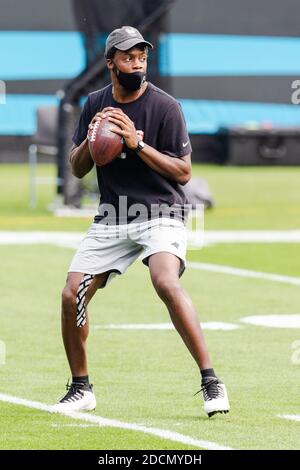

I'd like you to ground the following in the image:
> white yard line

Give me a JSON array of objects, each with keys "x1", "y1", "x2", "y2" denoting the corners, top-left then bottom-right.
[
  {"x1": 0, "y1": 393, "x2": 232, "y2": 450},
  {"x1": 187, "y1": 262, "x2": 300, "y2": 286},
  {"x1": 1, "y1": 230, "x2": 300, "y2": 247},
  {"x1": 201, "y1": 230, "x2": 300, "y2": 244},
  {"x1": 51, "y1": 424, "x2": 99, "y2": 428},
  {"x1": 0, "y1": 231, "x2": 83, "y2": 245},
  {"x1": 240, "y1": 314, "x2": 300, "y2": 329},
  {"x1": 94, "y1": 322, "x2": 241, "y2": 331},
  {"x1": 1, "y1": 231, "x2": 299, "y2": 285},
  {"x1": 278, "y1": 415, "x2": 300, "y2": 423}
]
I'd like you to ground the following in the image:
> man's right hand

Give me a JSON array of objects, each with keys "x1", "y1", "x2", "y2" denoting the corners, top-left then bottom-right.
[{"x1": 88, "y1": 107, "x2": 121, "y2": 132}]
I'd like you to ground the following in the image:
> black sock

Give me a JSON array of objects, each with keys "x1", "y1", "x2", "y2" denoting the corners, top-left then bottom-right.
[
  {"x1": 201, "y1": 368, "x2": 216, "y2": 381},
  {"x1": 72, "y1": 375, "x2": 89, "y2": 386}
]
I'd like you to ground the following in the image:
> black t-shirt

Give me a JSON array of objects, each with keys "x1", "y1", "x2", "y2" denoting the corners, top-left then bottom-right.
[{"x1": 72, "y1": 82, "x2": 192, "y2": 224}]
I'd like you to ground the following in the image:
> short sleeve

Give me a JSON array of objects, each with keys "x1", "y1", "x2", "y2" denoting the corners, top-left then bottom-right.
[
  {"x1": 157, "y1": 101, "x2": 192, "y2": 158},
  {"x1": 72, "y1": 96, "x2": 92, "y2": 146}
]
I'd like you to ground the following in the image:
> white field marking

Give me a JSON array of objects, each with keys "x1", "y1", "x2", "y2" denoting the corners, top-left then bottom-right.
[
  {"x1": 278, "y1": 415, "x2": 300, "y2": 422},
  {"x1": 0, "y1": 393, "x2": 232, "y2": 451},
  {"x1": 0, "y1": 231, "x2": 83, "y2": 246},
  {"x1": 2, "y1": 231, "x2": 300, "y2": 286},
  {"x1": 52, "y1": 423, "x2": 99, "y2": 428},
  {"x1": 51, "y1": 422, "x2": 149, "y2": 428},
  {"x1": 187, "y1": 262, "x2": 300, "y2": 286},
  {"x1": 2, "y1": 230, "x2": 300, "y2": 249},
  {"x1": 94, "y1": 322, "x2": 241, "y2": 331},
  {"x1": 240, "y1": 314, "x2": 300, "y2": 329},
  {"x1": 202, "y1": 230, "x2": 300, "y2": 244}
]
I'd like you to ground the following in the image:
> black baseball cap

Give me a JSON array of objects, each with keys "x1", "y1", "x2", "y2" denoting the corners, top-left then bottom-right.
[{"x1": 105, "y1": 26, "x2": 153, "y2": 58}]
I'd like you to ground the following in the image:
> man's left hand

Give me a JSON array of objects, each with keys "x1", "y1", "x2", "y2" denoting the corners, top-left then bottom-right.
[{"x1": 108, "y1": 109, "x2": 139, "y2": 150}]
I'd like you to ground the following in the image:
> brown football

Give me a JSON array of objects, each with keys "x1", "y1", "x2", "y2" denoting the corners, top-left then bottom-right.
[{"x1": 88, "y1": 117, "x2": 124, "y2": 166}]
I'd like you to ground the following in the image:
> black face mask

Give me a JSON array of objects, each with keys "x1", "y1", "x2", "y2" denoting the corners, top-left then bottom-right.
[{"x1": 113, "y1": 65, "x2": 146, "y2": 91}]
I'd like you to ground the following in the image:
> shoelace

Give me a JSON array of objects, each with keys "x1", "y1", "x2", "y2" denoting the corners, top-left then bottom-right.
[
  {"x1": 59, "y1": 380, "x2": 85, "y2": 403},
  {"x1": 193, "y1": 378, "x2": 222, "y2": 401}
]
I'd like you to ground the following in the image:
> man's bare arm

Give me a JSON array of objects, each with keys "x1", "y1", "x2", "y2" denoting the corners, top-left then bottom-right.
[
  {"x1": 107, "y1": 109, "x2": 191, "y2": 185},
  {"x1": 69, "y1": 139, "x2": 94, "y2": 179},
  {"x1": 70, "y1": 107, "x2": 119, "y2": 179},
  {"x1": 136, "y1": 146, "x2": 191, "y2": 185}
]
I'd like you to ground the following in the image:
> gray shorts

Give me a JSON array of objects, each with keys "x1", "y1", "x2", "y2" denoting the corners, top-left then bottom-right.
[{"x1": 69, "y1": 217, "x2": 187, "y2": 287}]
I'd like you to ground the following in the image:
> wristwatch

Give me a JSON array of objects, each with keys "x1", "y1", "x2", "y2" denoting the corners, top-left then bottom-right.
[{"x1": 134, "y1": 140, "x2": 145, "y2": 152}]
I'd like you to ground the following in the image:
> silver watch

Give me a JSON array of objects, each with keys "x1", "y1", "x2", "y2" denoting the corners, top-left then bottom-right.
[{"x1": 134, "y1": 140, "x2": 145, "y2": 152}]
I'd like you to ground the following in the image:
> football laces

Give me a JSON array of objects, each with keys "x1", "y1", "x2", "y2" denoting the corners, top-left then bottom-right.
[{"x1": 89, "y1": 121, "x2": 100, "y2": 142}]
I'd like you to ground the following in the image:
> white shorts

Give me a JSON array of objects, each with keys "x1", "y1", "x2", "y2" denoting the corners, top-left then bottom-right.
[{"x1": 68, "y1": 217, "x2": 187, "y2": 287}]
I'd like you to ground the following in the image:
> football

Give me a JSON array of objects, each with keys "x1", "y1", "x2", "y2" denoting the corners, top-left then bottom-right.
[{"x1": 88, "y1": 117, "x2": 124, "y2": 166}]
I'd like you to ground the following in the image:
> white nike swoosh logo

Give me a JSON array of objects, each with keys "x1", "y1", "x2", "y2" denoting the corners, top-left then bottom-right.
[{"x1": 182, "y1": 141, "x2": 189, "y2": 147}]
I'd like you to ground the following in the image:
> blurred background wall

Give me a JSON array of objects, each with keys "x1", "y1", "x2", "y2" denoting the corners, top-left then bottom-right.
[{"x1": 0, "y1": 0, "x2": 300, "y2": 163}]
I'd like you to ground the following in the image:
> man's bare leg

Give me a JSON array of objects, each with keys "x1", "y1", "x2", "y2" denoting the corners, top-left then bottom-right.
[
  {"x1": 148, "y1": 252, "x2": 230, "y2": 417},
  {"x1": 61, "y1": 271, "x2": 110, "y2": 377},
  {"x1": 52, "y1": 271, "x2": 111, "y2": 412},
  {"x1": 148, "y1": 252, "x2": 211, "y2": 371}
]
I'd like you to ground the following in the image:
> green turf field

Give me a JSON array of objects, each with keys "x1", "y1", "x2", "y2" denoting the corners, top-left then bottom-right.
[
  {"x1": 1, "y1": 163, "x2": 300, "y2": 231},
  {"x1": 1, "y1": 163, "x2": 300, "y2": 450}
]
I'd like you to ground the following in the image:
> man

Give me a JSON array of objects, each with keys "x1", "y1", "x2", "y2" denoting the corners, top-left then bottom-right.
[{"x1": 53, "y1": 26, "x2": 230, "y2": 418}]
